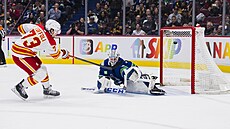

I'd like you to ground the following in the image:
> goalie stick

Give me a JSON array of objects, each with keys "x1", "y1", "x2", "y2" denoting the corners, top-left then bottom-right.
[
  {"x1": 69, "y1": 55, "x2": 123, "y2": 71},
  {"x1": 81, "y1": 87, "x2": 126, "y2": 94},
  {"x1": 81, "y1": 86, "x2": 166, "y2": 95}
]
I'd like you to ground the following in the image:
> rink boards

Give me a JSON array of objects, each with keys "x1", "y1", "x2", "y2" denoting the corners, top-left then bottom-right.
[{"x1": 3, "y1": 35, "x2": 230, "y2": 72}]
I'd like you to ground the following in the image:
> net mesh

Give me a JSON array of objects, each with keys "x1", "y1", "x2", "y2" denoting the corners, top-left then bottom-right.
[{"x1": 161, "y1": 27, "x2": 230, "y2": 94}]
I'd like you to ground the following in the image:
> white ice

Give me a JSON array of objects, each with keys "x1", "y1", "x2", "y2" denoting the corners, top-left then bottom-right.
[{"x1": 1, "y1": 64, "x2": 230, "y2": 129}]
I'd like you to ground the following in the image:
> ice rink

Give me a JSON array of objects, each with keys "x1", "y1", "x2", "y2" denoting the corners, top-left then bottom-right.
[{"x1": 0, "y1": 64, "x2": 230, "y2": 129}]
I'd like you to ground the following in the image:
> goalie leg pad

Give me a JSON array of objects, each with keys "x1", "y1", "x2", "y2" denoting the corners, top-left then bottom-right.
[
  {"x1": 96, "y1": 76, "x2": 111, "y2": 91},
  {"x1": 123, "y1": 67, "x2": 141, "y2": 89},
  {"x1": 139, "y1": 74, "x2": 156, "y2": 87},
  {"x1": 138, "y1": 74, "x2": 159, "y2": 94},
  {"x1": 124, "y1": 67, "x2": 141, "y2": 82}
]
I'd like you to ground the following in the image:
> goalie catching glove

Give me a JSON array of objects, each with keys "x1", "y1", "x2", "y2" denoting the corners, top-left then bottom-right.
[{"x1": 61, "y1": 48, "x2": 70, "y2": 59}]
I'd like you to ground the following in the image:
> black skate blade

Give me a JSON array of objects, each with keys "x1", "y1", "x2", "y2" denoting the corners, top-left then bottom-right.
[
  {"x1": 150, "y1": 91, "x2": 166, "y2": 95},
  {"x1": 43, "y1": 95, "x2": 60, "y2": 99},
  {"x1": 11, "y1": 88, "x2": 27, "y2": 101},
  {"x1": 0, "y1": 65, "x2": 7, "y2": 68}
]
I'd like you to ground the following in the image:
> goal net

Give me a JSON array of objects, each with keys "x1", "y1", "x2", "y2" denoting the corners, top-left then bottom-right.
[{"x1": 159, "y1": 27, "x2": 230, "y2": 94}]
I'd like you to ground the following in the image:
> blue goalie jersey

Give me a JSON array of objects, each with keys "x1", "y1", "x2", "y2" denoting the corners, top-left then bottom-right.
[{"x1": 99, "y1": 57, "x2": 137, "y2": 84}]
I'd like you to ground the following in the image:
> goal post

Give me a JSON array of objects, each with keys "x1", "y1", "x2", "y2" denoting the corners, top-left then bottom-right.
[{"x1": 160, "y1": 27, "x2": 230, "y2": 94}]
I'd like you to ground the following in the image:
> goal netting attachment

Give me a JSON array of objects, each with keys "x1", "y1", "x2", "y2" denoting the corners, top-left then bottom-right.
[{"x1": 160, "y1": 27, "x2": 230, "y2": 94}]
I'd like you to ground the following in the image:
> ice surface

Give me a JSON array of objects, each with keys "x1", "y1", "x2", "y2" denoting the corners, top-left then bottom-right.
[{"x1": 1, "y1": 64, "x2": 230, "y2": 129}]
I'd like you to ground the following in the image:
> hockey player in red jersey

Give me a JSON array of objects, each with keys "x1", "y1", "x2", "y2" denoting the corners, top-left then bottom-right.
[{"x1": 11, "y1": 19, "x2": 69, "y2": 100}]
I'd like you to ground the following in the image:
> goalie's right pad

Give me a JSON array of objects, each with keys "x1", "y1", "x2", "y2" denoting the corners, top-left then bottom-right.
[
  {"x1": 95, "y1": 76, "x2": 111, "y2": 93},
  {"x1": 124, "y1": 67, "x2": 141, "y2": 82},
  {"x1": 138, "y1": 74, "x2": 158, "y2": 94},
  {"x1": 124, "y1": 67, "x2": 141, "y2": 88}
]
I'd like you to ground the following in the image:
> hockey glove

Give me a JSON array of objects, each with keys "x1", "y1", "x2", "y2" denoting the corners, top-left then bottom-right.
[{"x1": 61, "y1": 48, "x2": 70, "y2": 59}]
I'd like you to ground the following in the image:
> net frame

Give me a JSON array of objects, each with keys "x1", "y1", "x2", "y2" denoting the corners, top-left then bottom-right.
[{"x1": 160, "y1": 27, "x2": 196, "y2": 94}]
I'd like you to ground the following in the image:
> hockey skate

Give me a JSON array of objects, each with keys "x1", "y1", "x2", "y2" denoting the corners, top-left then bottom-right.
[
  {"x1": 43, "y1": 85, "x2": 60, "y2": 97},
  {"x1": 149, "y1": 86, "x2": 166, "y2": 95},
  {"x1": 0, "y1": 62, "x2": 7, "y2": 68},
  {"x1": 11, "y1": 79, "x2": 28, "y2": 100}
]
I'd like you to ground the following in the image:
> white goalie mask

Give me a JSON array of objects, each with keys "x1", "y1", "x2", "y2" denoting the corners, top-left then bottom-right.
[
  {"x1": 108, "y1": 49, "x2": 120, "y2": 66},
  {"x1": 45, "y1": 19, "x2": 61, "y2": 37}
]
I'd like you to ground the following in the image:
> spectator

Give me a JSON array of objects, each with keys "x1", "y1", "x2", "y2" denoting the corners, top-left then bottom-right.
[
  {"x1": 152, "y1": 7, "x2": 159, "y2": 23},
  {"x1": 24, "y1": 13, "x2": 36, "y2": 24},
  {"x1": 209, "y1": 0, "x2": 222, "y2": 16},
  {"x1": 93, "y1": 3, "x2": 101, "y2": 17},
  {"x1": 87, "y1": 10, "x2": 98, "y2": 23},
  {"x1": 36, "y1": 11, "x2": 46, "y2": 25},
  {"x1": 131, "y1": 15, "x2": 142, "y2": 30},
  {"x1": 139, "y1": 3, "x2": 146, "y2": 17},
  {"x1": 125, "y1": 24, "x2": 132, "y2": 35},
  {"x1": 9, "y1": 3, "x2": 21, "y2": 21},
  {"x1": 141, "y1": 8, "x2": 152, "y2": 23},
  {"x1": 38, "y1": 4, "x2": 46, "y2": 14},
  {"x1": 142, "y1": 15, "x2": 157, "y2": 35},
  {"x1": 167, "y1": 15, "x2": 181, "y2": 27},
  {"x1": 100, "y1": 0, "x2": 109, "y2": 7},
  {"x1": 109, "y1": 0, "x2": 122, "y2": 18},
  {"x1": 48, "y1": 3, "x2": 61, "y2": 21},
  {"x1": 167, "y1": 7, "x2": 182, "y2": 25},
  {"x1": 98, "y1": 22, "x2": 111, "y2": 35},
  {"x1": 225, "y1": 16, "x2": 230, "y2": 35},
  {"x1": 125, "y1": 2, "x2": 135, "y2": 21},
  {"x1": 103, "y1": 4, "x2": 111, "y2": 17},
  {"x1": 66, "y1": 22, "x2": 84, "y2": 35},
  {"x1": 134, "y1": 4, "x2": 141, "y2": 16},
  {"x1": 110, "y1": 16, "x2": 122, "y2": 35},
  {"x1": 6, "y1": 11, "x2": 14, "y2": 33},
  {"x1": 132, "y1": 23, "x2": 146, "y2": 35},
  {"x1": 32, "y1": 1, "x2": 41, "y2": 13},
  {"x1": 22, "y1": 5, "x2": 36, "y2": 23},
  {"x1": 125, "y1": 0, "x2": 135, "y2": 7},
  {"x1": 214, "y1": 25, "x2": 223, "y2": 36},
  {"x1": 181, "y1": 9, "x2": 191, "y2": 25},
  {"x1": 98, "y1": 11, "x2": 109, "y2": 24},
  {"x1": 79, "y1": 17, "x2": 85, "y2": 32},
  {"x1": 87, "y1": 16, "x2": 99, "y2": 35},
  {"x1": 116, "y1": 11, "x2": 122, "y2": 20},
  {"x1": 0, "y1": 3, "x2": 4, "y2": 19},
  {"x1": 205, "y1": 21, "x2": 215, "y2": 35}
]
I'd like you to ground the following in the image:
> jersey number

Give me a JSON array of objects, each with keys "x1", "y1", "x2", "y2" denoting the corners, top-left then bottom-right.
[{"x1": 22, "y1": 29, "x2": 41, "y2": 48}]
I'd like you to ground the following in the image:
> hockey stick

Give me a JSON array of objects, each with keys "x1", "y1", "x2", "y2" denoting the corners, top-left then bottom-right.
[
  {"x1": 81, "y1": 87, "x2": 126, "y2": 94},
  {"x1": 69, "y1": 55, "x2": 113, "y2": 70},
  {"x1": 70, "y1": 55, "x2": 123, "y2": 71}
]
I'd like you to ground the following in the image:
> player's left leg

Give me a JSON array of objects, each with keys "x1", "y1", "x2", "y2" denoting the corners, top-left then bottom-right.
[{"x1": 39, "y1": 65, "x2": 60, "y2": 96}]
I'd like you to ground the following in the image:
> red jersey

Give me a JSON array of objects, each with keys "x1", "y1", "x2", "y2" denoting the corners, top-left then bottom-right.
[{"x1": 12, "y1": 24, "x2": 61, "y2": 58}]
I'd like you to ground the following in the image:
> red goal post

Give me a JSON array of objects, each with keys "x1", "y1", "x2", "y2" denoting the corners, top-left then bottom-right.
[{"x1": 160, "y1": 27, "x2": 196, "y2": 94}]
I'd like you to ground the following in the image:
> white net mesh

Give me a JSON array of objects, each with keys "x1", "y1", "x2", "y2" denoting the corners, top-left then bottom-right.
[{"x1": 161, "y1": 27, "x2": 230, "y2": 94}]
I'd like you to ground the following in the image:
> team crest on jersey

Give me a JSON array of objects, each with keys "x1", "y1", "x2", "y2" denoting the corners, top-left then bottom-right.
[{"x1": 104, "y1": 71, "x2": 108, "y2": 75}]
